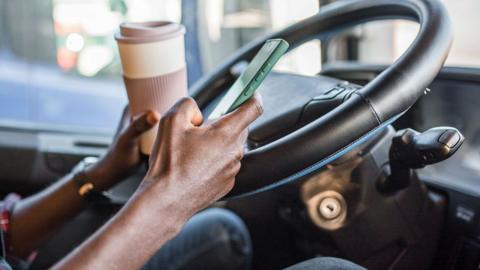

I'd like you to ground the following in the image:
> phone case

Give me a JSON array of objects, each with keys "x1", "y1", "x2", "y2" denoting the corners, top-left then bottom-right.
[{"x1": 228, "y1": 39, "x2": 289, "y2": 112}]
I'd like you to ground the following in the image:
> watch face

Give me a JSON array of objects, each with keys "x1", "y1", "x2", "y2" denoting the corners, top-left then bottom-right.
[
  {"x1": 72, "y1": 156, "x2": 99, "y2": 174},
  {"x1": 82, "y1": 156, "x2": 100, "y2": 166}
]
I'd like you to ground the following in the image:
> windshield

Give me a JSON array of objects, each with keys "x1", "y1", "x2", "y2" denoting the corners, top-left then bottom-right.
[
  {"x1": 349, "y1": 0, "x2": 480, "y2": 67},
  {"x1": 0, "y1": 0, "x2": 477, "y2": 134}
]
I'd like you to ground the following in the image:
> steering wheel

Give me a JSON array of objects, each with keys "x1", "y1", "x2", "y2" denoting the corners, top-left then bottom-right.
[{"x1": 190, "y1": 0, "x2": 452, "y2": 199}]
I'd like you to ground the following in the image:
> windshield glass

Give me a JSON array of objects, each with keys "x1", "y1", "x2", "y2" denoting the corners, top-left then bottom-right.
[
  {"x1": 335, "y1": 0, "x2": 480, "y2": 67},
  {"x1": 0, "y1": 0, "x2": 319, "y2": 134},
  {"x1": 0, "y1": 0, "x2": 477, "y2": 134}
]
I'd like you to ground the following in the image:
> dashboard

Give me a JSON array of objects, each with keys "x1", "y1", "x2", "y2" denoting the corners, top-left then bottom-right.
[
  {"x1": 322, "y1": 64, "x2": 480, "y2": 197},
  {"x1": 322, "y1": 64, "x2": 480, "y2": 269}
]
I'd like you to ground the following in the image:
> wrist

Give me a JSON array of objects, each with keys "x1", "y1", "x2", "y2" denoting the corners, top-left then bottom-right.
[
  {"x1": 83, "y1": 163, "x2": 116, "y2": 192},
  {"x1": 131, "y1": 174, "x2": 194, "y2": 227},
  {"x1": 116, "y1": 178, "x2": 190, "y2": 251},
  {"x1": 70, "y1": 157, "x2": 115, "y2": 197},
  {"x1": 55, "y1": 178, "x2": 186, "y2": 270}
]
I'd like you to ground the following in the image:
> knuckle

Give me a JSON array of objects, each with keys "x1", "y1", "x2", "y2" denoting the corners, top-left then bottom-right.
[
  {"x1": 252, "y1": 98, "x2": 264, "y2": 116},
  {"x1": 234, "y1": 161, "x2": 241, "y2": 173},
  {"x1": 133, "y1": 117, "x2": 148, "y2": 131},
  {"x1": 219, "y1": 177, "x2": 235, "y2": 194},
  {"x1": 234, "y1": 149, "x2": 244, "y2": 161},
  {"x1": 225, "y1": 178, "x2": 235, "y2": 191},
  {"x1": 179, "y1": 97, "x2": 196, "y2": 109},
  {"x1": 169, "y1": 97, "x2": 192, "y2": 115},
  {"x1": 163, "y1": 111, "x2": 183, "y2": 127},
  {"x1": 228, "y1": 159, "x2": 241, "y2": 175},
  {"x1": 160, "y1": 115, "x2": 180, "y2": 131}
]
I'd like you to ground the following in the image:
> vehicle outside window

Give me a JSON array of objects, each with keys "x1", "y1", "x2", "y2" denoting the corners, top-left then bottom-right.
[
  {"x1": 0, "y1": 0, "x2": 319, "y2": 135},
  {"x1": 196, "y1": 0, "x2": 321, "y2": 75},
  {"x1": 0, "y1": 0, "x2": 182, "y2": 135},
  {"x1": 328, "y1": 0, "x2": 480, "y2": 67},
  {"x1": 1, "y1": 0, "x2": 478, "y2": 135}
]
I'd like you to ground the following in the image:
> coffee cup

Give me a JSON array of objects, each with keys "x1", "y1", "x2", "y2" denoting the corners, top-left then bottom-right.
[{"x1": 115, "y1": 21, "x2": 188, "y2": 155}]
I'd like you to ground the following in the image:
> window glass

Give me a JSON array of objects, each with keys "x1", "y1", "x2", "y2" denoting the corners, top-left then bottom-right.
[
  {"x1": 0, "y1": 0, "x2": 181, "y2": 134},
  {"x1": 344, "y1": 0, "x2": 480, "y2": 67},
  {"x1": 197, "y1": 0, "x2": 321, "y2": 76},
  {"x1": 52, "y1": 0, "x2": 181, "y2": 78},
  {"x1": 0, "y1": 0, "x2": 320, "y2": 134}
]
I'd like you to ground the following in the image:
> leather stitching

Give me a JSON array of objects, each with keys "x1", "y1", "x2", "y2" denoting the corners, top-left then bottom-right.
[
  {"x1": 228, "y1": 112, "x2": 404, "y2": 200},
  {"x1": 354, "y1": 91, "x2": 382, "y2": 125}
]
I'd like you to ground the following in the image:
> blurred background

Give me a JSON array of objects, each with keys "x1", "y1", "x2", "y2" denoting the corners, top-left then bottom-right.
[{"x1": 0, "y1": 0, "x2": 478, "y2": 134}]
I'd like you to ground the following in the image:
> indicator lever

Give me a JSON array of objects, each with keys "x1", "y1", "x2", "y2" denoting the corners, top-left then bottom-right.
[{"x1": 378, "y1": 127, "x2": 464, "y2": 193}]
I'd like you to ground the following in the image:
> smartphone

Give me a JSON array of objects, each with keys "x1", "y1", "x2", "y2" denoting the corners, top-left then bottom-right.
[{"x1": 208, "y1": 39, "x2": 289, "y2": 120}]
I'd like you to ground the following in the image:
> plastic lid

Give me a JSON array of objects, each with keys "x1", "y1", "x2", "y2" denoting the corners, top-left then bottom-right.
[{"x1": 115, "y1": 21, "x2": 186, "y2": 44}]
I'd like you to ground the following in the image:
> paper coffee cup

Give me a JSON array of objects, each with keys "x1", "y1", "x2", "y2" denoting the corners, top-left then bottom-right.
[{"x1": 115, "y1": 21, "x2": 188, "y2": 155}]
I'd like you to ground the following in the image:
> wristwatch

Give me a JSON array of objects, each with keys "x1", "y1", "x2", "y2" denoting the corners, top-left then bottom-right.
[{"x1": 71, "y1": 157, "x2": 106, "y2": 200}]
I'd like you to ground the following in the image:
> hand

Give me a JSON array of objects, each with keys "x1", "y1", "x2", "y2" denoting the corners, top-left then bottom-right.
[
  {"x1": 135, "y1": 93, "x2": 263, "y2": 219},
  {"x1": 86, "y1": 110, "x2": 160, "y2": 190}
]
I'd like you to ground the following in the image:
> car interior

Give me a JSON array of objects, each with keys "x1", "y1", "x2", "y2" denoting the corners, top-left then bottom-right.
[{"x1": 2, "y1": 0, "x2": 480, "y2": 269}]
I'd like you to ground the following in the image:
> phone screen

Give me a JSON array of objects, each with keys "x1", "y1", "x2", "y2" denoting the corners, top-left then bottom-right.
[{"x1": 208, "y1": 39, "x2": 289, "y2": 120}]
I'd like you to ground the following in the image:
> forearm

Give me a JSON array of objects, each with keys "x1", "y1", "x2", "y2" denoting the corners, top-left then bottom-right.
[
  {"x1": 53, "y1": 178, "x2": 188, "y2": 270},
  {"x1": 8, "y1": 164, "x2": 116, "y2": 258},
  {"x1": 6, "y1": 110, "x2": 158, "y2": 259}
]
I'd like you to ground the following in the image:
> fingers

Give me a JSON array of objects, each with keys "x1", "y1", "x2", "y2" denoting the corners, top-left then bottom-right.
[
  {"x1": 165, "y1": 97, "x2": 204, "y2": 127},
  {"x1": 214, "y1": 92, "x2": 263, "y2": 133},
  {"x1": 126, "y1": 110, "x2": 161, "y2": 138}
]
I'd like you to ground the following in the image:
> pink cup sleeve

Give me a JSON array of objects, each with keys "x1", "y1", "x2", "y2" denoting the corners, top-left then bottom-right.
[{"x1": 123, "y1": 67, "x2": 188, "y2": 116}]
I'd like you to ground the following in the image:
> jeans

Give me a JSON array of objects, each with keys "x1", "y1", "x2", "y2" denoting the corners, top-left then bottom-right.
[
  {"x1": 284, "y1": 257, "x2": 366, "y2": 270},
  {"x1": 142, "y1": 208, "x2": 252, "y2": 270},
  {"x1": 141, "y1": 208, "x2": 364, "y2": 270}
]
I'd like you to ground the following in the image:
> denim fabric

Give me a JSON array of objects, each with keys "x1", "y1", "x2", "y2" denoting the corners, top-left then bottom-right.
[
  {"x1": 142, "y1": 208, "x2": 252, "y2": 270},
  {"x1": 284, "y1": 257, "x2": 366, "y2": 270},
  {"x1": 0, "y1": 258, "x2": 12, "y2": 270}
]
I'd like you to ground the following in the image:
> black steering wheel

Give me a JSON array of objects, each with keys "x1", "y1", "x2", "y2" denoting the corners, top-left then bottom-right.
[{"x1": 190, "y1": 0, "x2": 452, "y2": 199}]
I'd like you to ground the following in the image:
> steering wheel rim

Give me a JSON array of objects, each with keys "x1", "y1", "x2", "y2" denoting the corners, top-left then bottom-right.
[{"x1": 191, "y1": 0, "x2": 453, "y2": 199}]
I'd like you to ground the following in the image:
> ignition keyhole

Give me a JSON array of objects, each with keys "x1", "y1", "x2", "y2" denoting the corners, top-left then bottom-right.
[{"x1": 318, "y1": 197, "x2": 342, "y2": 220}]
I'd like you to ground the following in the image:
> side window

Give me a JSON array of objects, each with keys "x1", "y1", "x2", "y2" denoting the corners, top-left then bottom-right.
[{"x1": 0, "y1": 0, "x2": 181, "y2": 134}]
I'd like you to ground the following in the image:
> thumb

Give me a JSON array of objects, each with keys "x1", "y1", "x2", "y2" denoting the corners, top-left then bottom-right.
[{"x1": 213, "y1": 92, "x2": 263, "y2": 133}]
